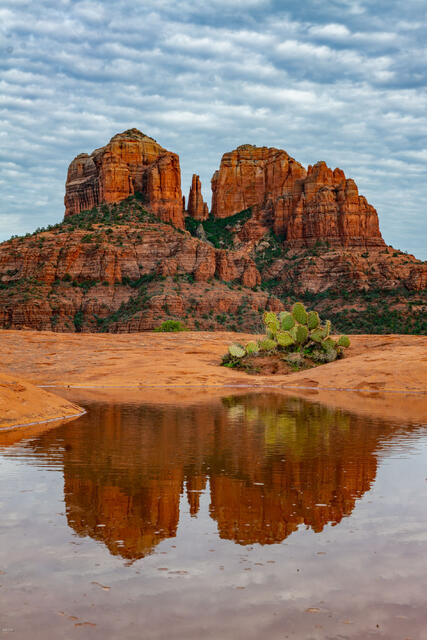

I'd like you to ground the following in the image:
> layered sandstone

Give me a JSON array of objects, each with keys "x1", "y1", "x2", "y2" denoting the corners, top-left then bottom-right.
[
  {"x1": 64, "y1": 129, "x2": 184, "y2": 228},
  {"x1": 211, "y1": 146, "x2": 384, "y2": 247},
  {"x1": 187, "y1": 174, "x2": 209, "y2": 220},
  {"x1": 0, "y1": 214, "x2": 276, "y2": 332}
]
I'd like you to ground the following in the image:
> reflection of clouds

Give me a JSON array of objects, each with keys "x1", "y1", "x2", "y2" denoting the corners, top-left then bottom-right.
[{"x1": 0, "y1": 0, "x2": 426, "y2": 257}]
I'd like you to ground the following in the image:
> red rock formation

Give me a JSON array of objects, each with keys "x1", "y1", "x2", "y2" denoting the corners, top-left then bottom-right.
[
  {"x1": 187, "y1": 174, "x2": 209, "y2": 220},
  {"x1": 211, "y1": 145, "x2": 306, "y2": 219},
  {"x1": 64, "y1": 129, "x2": 184, "y2": 228},
  {"x1": 211, "y1": 146, "x2": 384, "y2": 247},
  {"x1": 0, "y1": 214, "x2": 274, "y2": 332}
]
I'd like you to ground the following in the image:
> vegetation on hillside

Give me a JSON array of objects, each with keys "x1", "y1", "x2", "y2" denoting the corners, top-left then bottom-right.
[{"x1": 185, "y1": 208, "x2": 252, "y2": 248}]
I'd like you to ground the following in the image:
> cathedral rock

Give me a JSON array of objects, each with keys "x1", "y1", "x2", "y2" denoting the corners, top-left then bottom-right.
[{"x1": 64, "y1": 128, "x2": 184, "y2": 228}]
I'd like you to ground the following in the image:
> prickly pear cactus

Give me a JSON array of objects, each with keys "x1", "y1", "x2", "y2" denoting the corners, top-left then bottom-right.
[
  {"x1": 291, "y1": 302, "x2": 308, "y2": 325},
  {"x1": 223, "y1": 301, "x2": 348, "y2": 370},
  {"x1": 307, "y1": 310, "x2": 320, "y2": 330},
  {"x1": 229, "y1": 344, "x2": 246, "y2": 358}
]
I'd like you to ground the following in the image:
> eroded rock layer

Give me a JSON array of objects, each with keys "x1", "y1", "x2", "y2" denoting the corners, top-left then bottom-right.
[{"x1": 64, "y1": 129, "x2": 184, "y2": 228}]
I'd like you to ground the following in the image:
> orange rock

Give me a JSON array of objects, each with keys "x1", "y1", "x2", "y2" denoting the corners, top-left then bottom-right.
[
  {"x1": 211, "y1": 147, "x2": 384, "y2": 247},
  {"x1": 187, "y1": 174, "x2": 209, "y2": 220},
  {"x1": 65, "y1": 129, "x2": 184, "y2": 228},
  {"x1": 211, "y1": 145, "x2": 306, "y2": 220}
]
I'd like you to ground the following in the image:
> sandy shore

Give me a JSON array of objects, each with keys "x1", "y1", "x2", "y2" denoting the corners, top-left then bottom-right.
[{"x1": 0, "y1": 330, "x2": 426, "y2": 427}]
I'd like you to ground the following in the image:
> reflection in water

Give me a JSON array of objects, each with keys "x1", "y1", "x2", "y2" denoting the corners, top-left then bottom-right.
[{"x1": 12, "y1": 394, "x2": 419, "y2": 560}]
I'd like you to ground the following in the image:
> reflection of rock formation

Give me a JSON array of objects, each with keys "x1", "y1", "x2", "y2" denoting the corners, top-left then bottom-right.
[
  {"x1": 22, "y1": 395, "x2": 417, "y2": 559},
  {"x1": 209, "y1": 398, "x2": 375, "y2": 544}
]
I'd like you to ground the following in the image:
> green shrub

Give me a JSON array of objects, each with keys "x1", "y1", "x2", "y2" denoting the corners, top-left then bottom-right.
[{"x1": 154, "y1": 320, "x2": 187, "y2": 332}]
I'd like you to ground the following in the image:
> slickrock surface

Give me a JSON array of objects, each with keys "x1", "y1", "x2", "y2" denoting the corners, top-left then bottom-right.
[
  {"x1": 65, "y1": 129, "x2": 184, "y2": 228},
  {"x1": 0, "y1": 330, "x2": 425, "y2": 424},
  {"x1": 187, "y1": 174, "x2": 209, "y2": 220},
  {"x1": 0, "y1": 371, "x2": 83, "y2": 434},
  {"x1": 211, "y1": 145, "x2": 383, "y2": 247}
]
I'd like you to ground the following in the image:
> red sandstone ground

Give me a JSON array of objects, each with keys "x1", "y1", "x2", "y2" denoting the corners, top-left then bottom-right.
[{"x1": 0, "y1": 331, "x2": 425, "y2": 436}]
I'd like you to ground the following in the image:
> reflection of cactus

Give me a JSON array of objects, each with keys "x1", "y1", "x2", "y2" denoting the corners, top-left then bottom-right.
[
  {"x1": 279, "y1": 312, "x2": 295, "y2": 331},
  {"x1": 337, "y1": 335, "x2": 350, "y2": 348},
  {"x1": 292, "y1": 302, "x2": 308, "y2": 325},
  {"x1": 307, "y1": 310, "x2": 320, "y2": 329},
  {"x1": 245, "y1": 341, "x2": 259, "y2": 355},
  {"x1": 276, "y1": 331, "x2": 294, "y2": 347},
  {"x1": 259, "y1": 338, "x2": 277, "y2": 351},
  {"x1": 229, "y1": 344, "x2": 246, "y2": 358}
]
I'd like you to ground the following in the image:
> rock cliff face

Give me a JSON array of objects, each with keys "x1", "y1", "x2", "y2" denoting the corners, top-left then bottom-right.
[
  {"x1": 0, "y1": 129, "x2": 425, "y2": 333},
  {"x1": 211, "y1": 145, "x2": 383, "y2": 247},
  {"x1": 0, "y1": 199, "x2": 276, "y2": 332},
  {"x1": 64, "y1": 129, "x2": 184, "y2": 228},
  {"x1": 187, "y1": 174, "x2": 209, "y2": 220},
  {"x1": 211, "y1": 145, "x2": 306, "y2": 220}
]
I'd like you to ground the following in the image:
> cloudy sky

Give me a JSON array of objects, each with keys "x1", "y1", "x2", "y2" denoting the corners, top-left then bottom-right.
[{"x1": 0, "y1": 0, "x2": 426, "y2": 258}]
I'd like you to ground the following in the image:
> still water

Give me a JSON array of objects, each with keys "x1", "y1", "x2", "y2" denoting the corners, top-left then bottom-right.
[{"x1": 0, "y1": 393, "x2": 426, "y2": 639}]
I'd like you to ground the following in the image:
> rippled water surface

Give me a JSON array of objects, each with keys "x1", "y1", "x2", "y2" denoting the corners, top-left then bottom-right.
[{"x1": 1, "y1": 393, "x2": 427, "y2": 639}]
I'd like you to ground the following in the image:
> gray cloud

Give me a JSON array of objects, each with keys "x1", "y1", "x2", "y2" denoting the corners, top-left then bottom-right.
[{"x1": 0, "y1": 0, "x2": 426, "y2": 258}]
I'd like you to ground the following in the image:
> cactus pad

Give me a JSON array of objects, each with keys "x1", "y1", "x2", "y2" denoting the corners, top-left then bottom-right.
[
  {"x1": 337, "y1": 335, "x2": 350, "y2": 348},
  {"x1": 280, "y1": 312, "x2": 295, "y2": 331},
  {"x1": 258, "y1": 338, "x2": 277, "y2": 352},
  {"x1": 307, "y1": 310, "x2": 320, "y2": 329},
  {"x1": 245, "y1": 341, "x2": 259, "y2": 355},
  {"x1": 321, "y1": 337, "x2": 336, "y2": 352},
  {"x1": 310, "y1": 327, "x2": 326, "y2": 343},
  {"x1": 291, "y1": 302, "x2": 308, "y2": 325},
  {"x1": 229, "y1": 344, "x2": 246, "y2": 358},
  {"x1": 295, "y1": 324, "x2": 309, "y2": 344},
  {"x1": 276, "y1": 331, "x2": 295, "y2": 347}
]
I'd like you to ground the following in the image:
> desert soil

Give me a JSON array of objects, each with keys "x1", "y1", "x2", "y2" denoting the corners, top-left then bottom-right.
[{"x1": 0, "y1": 330, "x2": 426, "y2": 434}]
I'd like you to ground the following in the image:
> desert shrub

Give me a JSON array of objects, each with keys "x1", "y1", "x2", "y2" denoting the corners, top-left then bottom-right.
[{"x1": 154, "y1": 320, "x2": 187, "y2": 332}]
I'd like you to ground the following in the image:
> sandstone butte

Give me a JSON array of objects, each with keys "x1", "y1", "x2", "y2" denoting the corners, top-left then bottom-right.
[
  {"x1": 0, "y1": 128, "x2": 425, "y2": 334},
  {"x1": 64, "y1": 128, "x2": 184, "y2": 228}
]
